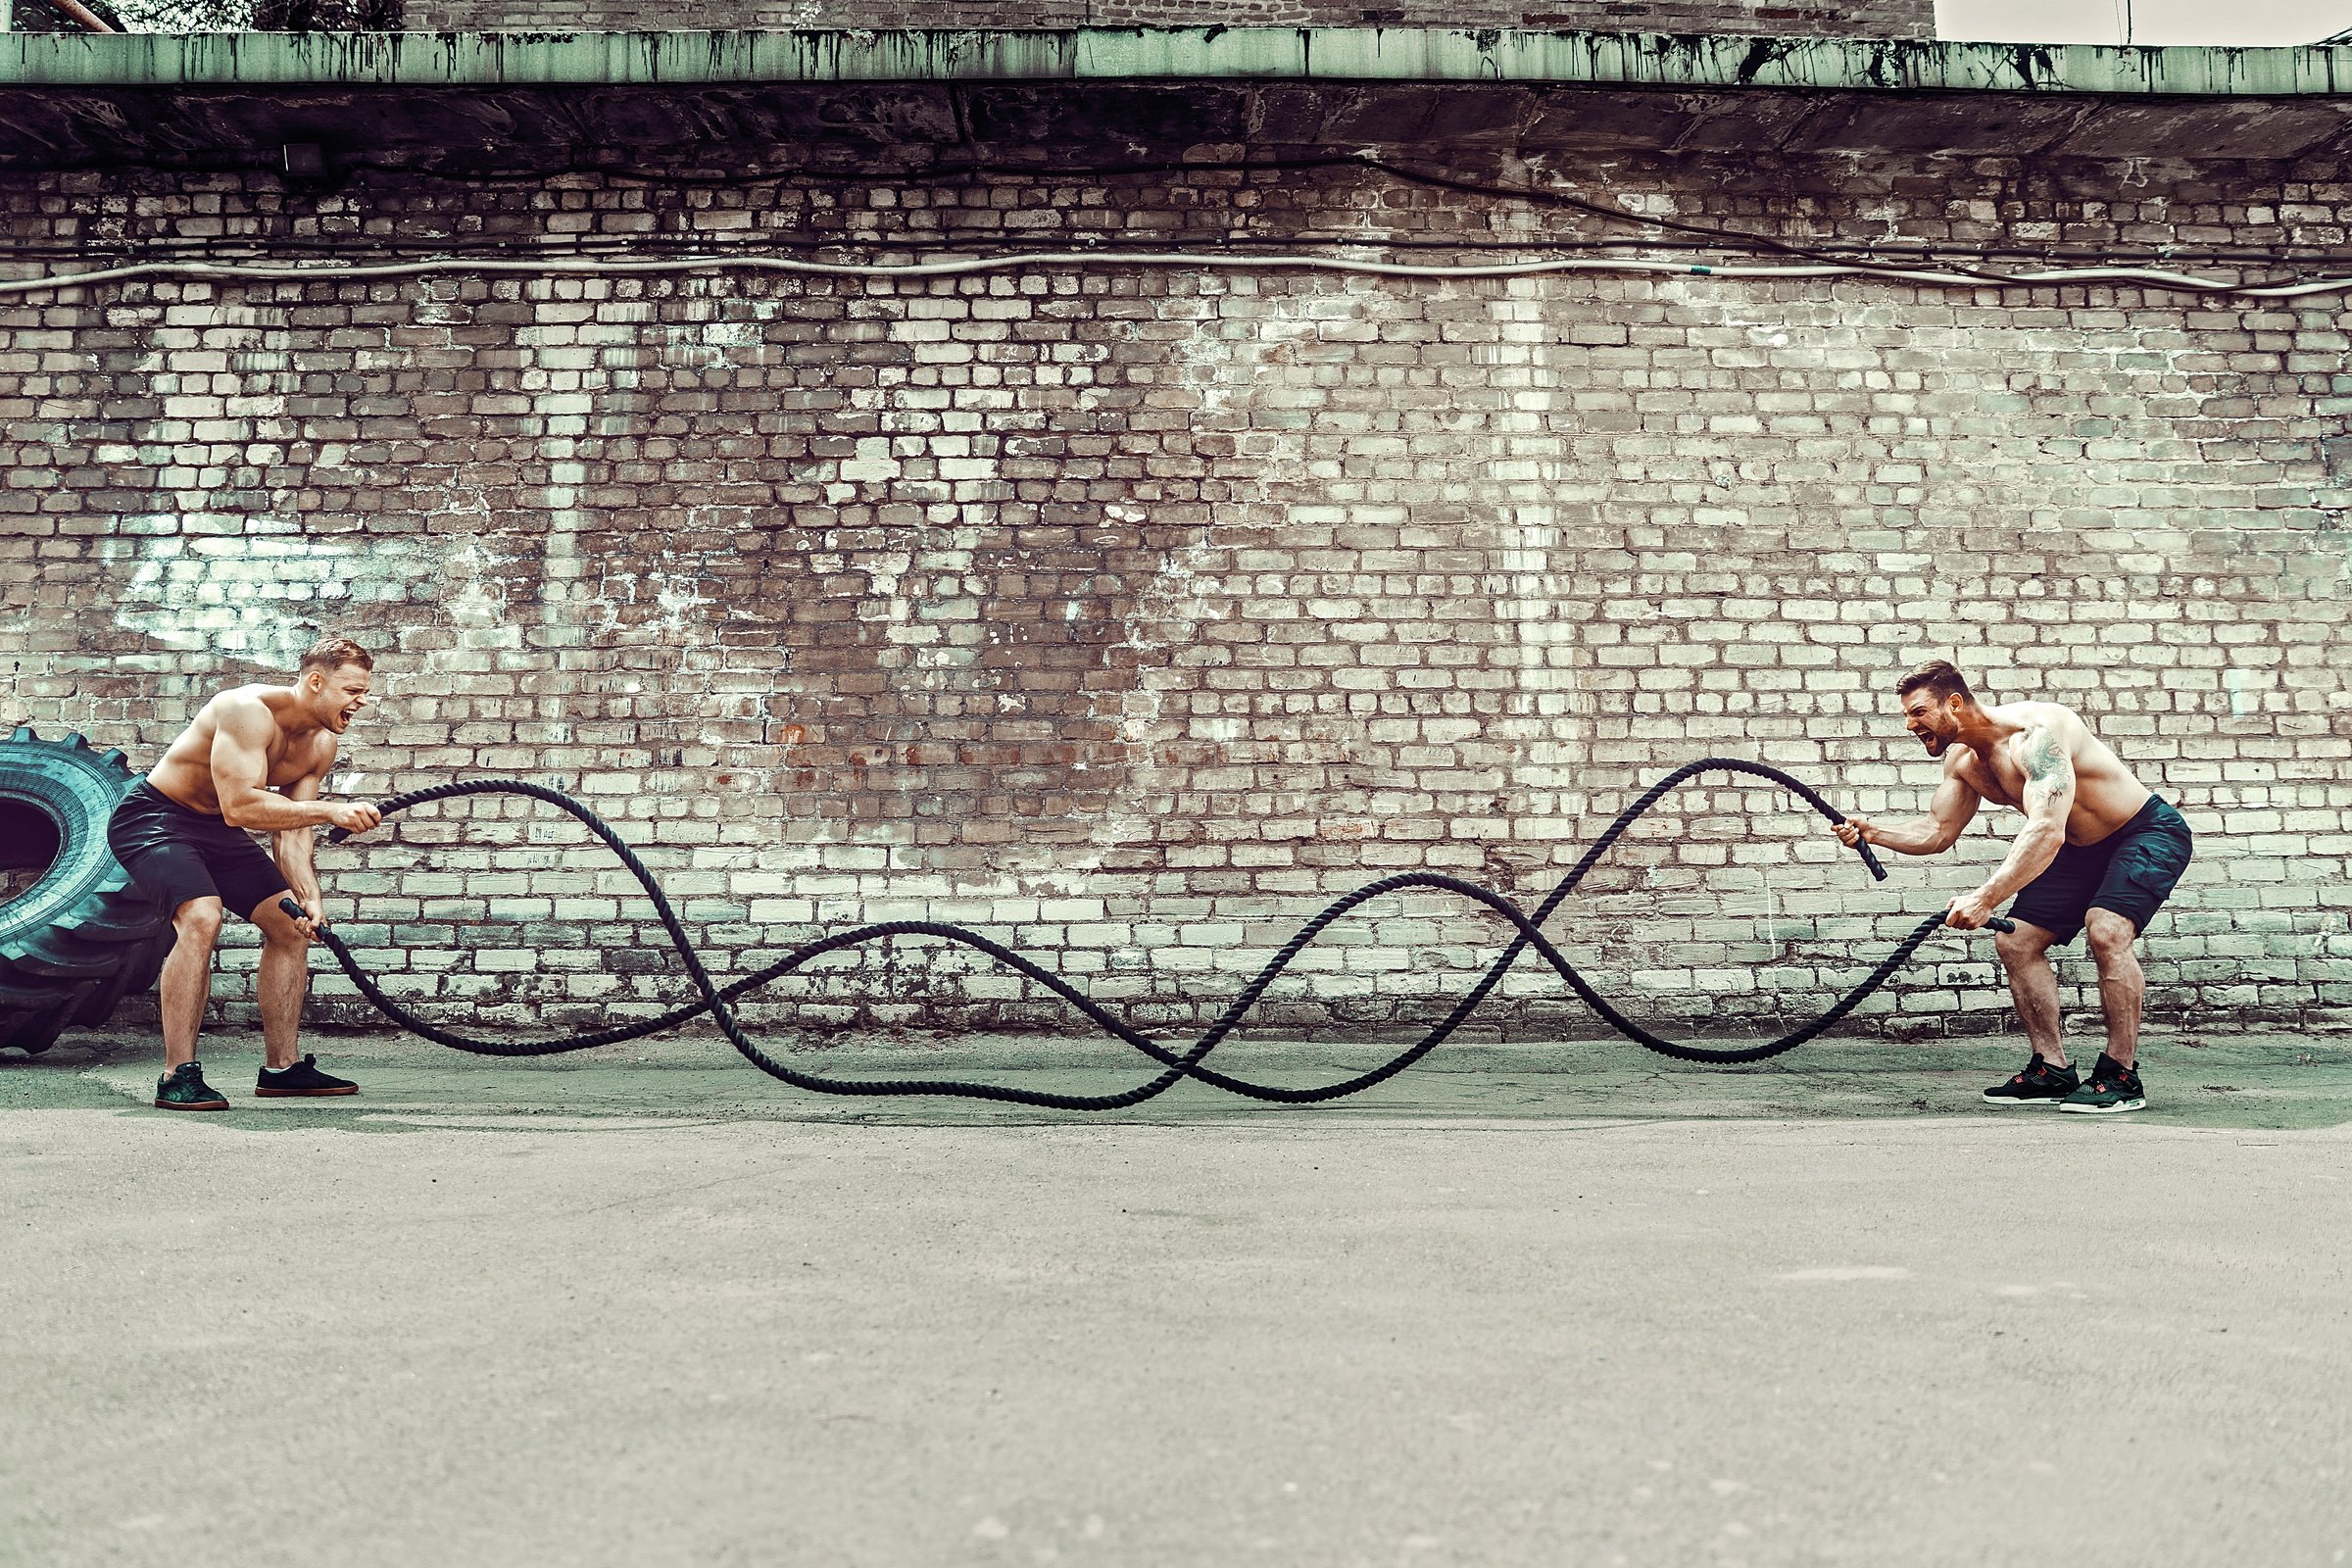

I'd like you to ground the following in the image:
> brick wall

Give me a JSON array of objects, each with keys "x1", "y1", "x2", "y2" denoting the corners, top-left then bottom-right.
[
  {"x1": 395, "y1": 3, "x2": 1938, "y2": 38},
  {"x1": 4, "y1": 149, "x2": 2348, "y2": 1045}
]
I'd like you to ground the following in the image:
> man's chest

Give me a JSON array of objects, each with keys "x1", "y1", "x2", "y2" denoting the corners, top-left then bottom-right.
[
  {"x1": 1964, "y1": 745, "x2": 2028, "y2": 808},
  {"x1": 262, "y1": 738, "x2": 325, "y2": 789}
]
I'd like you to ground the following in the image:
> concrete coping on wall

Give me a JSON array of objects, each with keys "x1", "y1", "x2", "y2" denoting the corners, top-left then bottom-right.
[{"x1": 5, "y1": 26, "x2": 2352, "y2": 98}]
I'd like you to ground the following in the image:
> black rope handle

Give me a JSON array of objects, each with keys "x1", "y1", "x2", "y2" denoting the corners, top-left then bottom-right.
[{"x1": 300, "y1": 759, "x2": 2004, "y2": 1108}]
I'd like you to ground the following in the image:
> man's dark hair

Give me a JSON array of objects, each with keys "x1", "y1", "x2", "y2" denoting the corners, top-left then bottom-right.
[
  {"x1": 1896, "y1": 658, "x2": 1974, "y2": 706},
  {"x1": 297, "y1": 635, "x2": 374, "y2": 675}
]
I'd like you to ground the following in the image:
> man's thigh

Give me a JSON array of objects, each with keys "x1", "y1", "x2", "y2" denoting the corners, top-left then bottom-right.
[
  {"x1": 2007, "y1": 843, "x2": 2101, "y2": 948},
  {"x1": 109, "y1": 796, "x2": 286, "y2": 927},
  {"x1": 2086, "y1": 808, "x2": 2193, "y2": 937}
]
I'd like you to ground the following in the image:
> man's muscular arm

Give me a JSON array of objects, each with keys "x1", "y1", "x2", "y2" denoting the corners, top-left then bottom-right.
[
  {"x1": 1945, "y1": 722, "x2": 2073, "y2": 929},
  {"x1": 274, "y1": 766, "x2": 331, "y2": 935},
  {"x1": 1837, "y1": 757, "x2": 1982, "y2": 857},
  {"x1": 210, "y1": 701, "x2": 379, "y2": 835}
]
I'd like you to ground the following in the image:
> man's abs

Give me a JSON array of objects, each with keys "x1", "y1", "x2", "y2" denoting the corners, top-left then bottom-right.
[
  {"x1": 143, "y1": 751, "x2": 223, "y2": 814},
  {"x1": 2058, "y1": 775, "x2": 2155, "y2": 846}
]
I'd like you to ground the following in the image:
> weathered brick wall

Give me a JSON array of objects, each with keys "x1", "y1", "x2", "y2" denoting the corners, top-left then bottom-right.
[
  {"x1": 4, "y1": 149, "x2": 2347, "y2": 1044},
  {"x1": 396, "y1": 3, "x2": 1938, "y2": 38}
]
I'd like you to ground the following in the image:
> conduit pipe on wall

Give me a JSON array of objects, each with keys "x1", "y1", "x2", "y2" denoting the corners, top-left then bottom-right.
[
  {"x1": 51, "y1": 0, "x2": 119, "y2": 31},
  {"x1": 2, "y1": 249, "x2": 2350, "y2": 300}
]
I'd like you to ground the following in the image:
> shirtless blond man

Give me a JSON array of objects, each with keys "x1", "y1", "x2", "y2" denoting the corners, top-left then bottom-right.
[
  {"x1": 107, "y1": 636, "x2": 384, "y2": 1110},
  {"x1": 1834, "y1": 660, "x2": 2193, "y2": 1114}
]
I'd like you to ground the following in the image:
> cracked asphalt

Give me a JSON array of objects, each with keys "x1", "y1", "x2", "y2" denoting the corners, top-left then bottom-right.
[{"x1": 6, "y1": 1027, "x2": 2348, "y2": 1567}]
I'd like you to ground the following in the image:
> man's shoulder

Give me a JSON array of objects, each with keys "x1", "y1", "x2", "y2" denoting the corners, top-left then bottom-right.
[
  {"x1": 1943, "y1": 744, "x2": 1993, "y2": 787},
  {"x1": 1985, "y1": 699, "x2": 2086, "y2": 735},
  {"x1": 207, "y1": 685, "x2": 279, "y2": 730}
]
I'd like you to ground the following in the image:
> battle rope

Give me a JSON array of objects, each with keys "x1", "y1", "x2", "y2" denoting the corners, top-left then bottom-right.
[{"x1": 298, "y1": 758, "x2": 2007, "y2": 1109}]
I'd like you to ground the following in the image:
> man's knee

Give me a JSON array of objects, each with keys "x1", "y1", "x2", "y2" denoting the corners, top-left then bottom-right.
[
  {"x1": 172, "y1": 897, "x2": 223, "y2": 947},
  {"x1": 2083, "y1": 908, "x2": 2138, "y2": 962},
  {"x1": 1994, "y1": 924, "x2": 2052, "y2": 968},
  {"x1": 258, "y1": 907, "x2": 312, "y2": 953}
]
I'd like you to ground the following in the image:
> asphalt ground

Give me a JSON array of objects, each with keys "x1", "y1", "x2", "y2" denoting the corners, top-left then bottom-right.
[{"x1": 6, "y1": 1025, "x2": 2349, "y2": 1568}]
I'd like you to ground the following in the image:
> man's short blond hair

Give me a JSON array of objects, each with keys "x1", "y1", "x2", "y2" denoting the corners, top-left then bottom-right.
[{"x1": 297, "y1": 636, "x2": 374, "y2": 675}]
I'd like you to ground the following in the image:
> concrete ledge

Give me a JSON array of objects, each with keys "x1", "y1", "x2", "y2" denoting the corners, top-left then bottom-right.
[
  {"x1": 5, "y1": 26, "x2": 2352, "y2": 96},
  {"x1": 9, "y1": 28, "x2": 2352, "y2": 167}
]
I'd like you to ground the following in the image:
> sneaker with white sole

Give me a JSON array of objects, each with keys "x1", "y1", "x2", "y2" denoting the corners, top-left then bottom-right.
[
  {"x1": 1982, "y1": 1054, "x2": 2080, "y2": 1107},
  {"x1": 2059, "y1": 1054, "x2": 2147, "y2": 1115}
]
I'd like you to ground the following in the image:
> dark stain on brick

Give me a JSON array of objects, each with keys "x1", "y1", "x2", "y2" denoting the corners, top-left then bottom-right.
[
  {"x1": 1733, "y1": 37, "x2": 1784, "y2": 86},
  {"x1": 11, "y1": 124, "x2": 2347, "y2": 1036}
]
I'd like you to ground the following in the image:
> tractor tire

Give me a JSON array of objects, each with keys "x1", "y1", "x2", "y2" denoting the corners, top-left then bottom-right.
[{"x1": 0, "y1": 727, "x2": 175, "y2": 1054}]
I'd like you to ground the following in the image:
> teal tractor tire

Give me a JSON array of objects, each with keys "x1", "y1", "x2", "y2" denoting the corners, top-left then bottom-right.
[{"x1": 0, "y1": 727, "x2": 175, "y2": 1054}]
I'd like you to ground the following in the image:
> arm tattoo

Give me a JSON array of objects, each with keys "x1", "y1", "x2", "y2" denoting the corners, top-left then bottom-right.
[{"x1": 2020, "y1": 725, "x2": 2074, "y2": 817}]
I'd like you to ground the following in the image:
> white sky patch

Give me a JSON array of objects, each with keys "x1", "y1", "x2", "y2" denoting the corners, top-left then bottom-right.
[{"x1": 1937, "y1": 0, "x2": 2352, "y2": 43}]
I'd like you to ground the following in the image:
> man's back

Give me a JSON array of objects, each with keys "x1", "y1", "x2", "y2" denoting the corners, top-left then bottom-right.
[
  {"x1": 148, "y1": 685, "x2": 334, "y2": 815},
  {"x1": 1951, "y1": 700, "x2": 2151, "y2": 846}
]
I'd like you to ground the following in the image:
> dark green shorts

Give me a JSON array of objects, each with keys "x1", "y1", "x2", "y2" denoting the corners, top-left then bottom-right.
[
  {"x1": 2008, "y1": 796, "x2": 2192, "y2": 946},
  {"x1": 107, "y1": 779, "x2": 290, "y2": 923}
]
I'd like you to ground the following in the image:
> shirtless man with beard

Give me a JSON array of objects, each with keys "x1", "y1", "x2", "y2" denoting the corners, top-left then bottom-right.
[
  {"x1": 107, "y1": 636, "x2": 384, "y2": 1110},
  {"x1": 1834, "y1": 660, "x2": 2193, "y2": 1114}
]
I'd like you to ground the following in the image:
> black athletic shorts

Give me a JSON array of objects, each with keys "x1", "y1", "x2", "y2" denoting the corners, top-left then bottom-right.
[
  {"x1": 2008, "y1": 795, "x2": 2193, "y2": 946},
  {"x1": 106, "y1": 779, "x2": 291, "y2": 923}
]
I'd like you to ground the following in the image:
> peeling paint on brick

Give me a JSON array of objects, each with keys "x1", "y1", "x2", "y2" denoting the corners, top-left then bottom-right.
[{"x1": 6, "y1": 145, "x2": 2351, "y2": 1041}]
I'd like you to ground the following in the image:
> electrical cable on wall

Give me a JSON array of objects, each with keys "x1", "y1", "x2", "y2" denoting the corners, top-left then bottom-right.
[
  {"x1": 11, "y1": 148, "x2": 2344, "y2": 271},
  {"x1": 5, "y1": 247, "x2": 2350, "y2": 299},
  {"x1": 8, "y1": 148, "x2": 2343, "y2": 292}
]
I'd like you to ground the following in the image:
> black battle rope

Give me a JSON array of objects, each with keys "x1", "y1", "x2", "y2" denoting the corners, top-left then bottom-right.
[{"x1": 301, "y1": 759, "x2": 2006, "y2": 1109}]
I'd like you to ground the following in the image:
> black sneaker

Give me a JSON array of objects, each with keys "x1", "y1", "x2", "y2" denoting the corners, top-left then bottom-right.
[
  {"x1": 1982, "y1": 1054, "x2": 2080, "y2": 1107},
  {"x1": 2060, "y1": 1054, "x2": 2146, "y2": 1115},
  {"x1": 154, "y1": 1060, "x2": 229, "y2": 1111},
  {"x1": 254, "y1": 1054, "x2": 359, "y2": 1099}
]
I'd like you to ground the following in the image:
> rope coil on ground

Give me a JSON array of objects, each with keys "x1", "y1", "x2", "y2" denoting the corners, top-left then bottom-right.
[{"x1": 305, "y1": 758, "x2": 2000, "y2": 1109}]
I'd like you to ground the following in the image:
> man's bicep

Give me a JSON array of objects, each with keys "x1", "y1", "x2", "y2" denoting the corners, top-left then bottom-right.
[
  {"x1": 1927, "y1": 765, "x2": 1982, "y2": 846},
  {"x1": 282, "y1": 748, "x2": 333, "y2": 803},
  {"x1": 207, "y1": 708, "x2": 271, "y2": 800}
]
